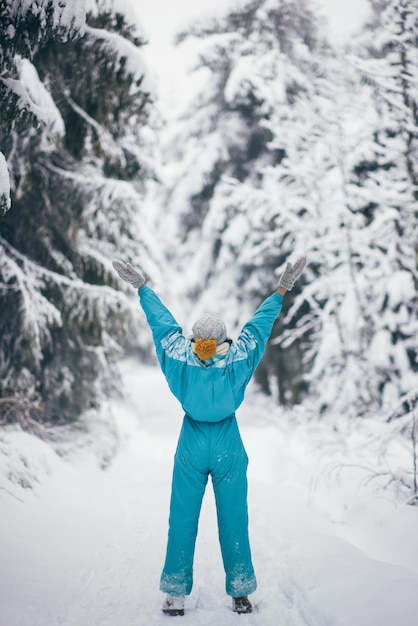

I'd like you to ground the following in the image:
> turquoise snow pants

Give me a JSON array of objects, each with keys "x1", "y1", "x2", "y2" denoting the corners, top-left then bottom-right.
[{"x1": 160, "y1": 415, "x2": 257, "y2": 597}]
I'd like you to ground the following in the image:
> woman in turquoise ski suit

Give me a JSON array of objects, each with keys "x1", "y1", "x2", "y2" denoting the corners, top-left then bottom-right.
[{"x1": 112, "y1": 257, "x2": 306, "y2": 615}]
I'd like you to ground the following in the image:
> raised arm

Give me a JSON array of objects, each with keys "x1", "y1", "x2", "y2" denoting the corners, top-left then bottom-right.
[
  {"x1": 234, "y1": 256, "x2": 307, "y2": 372},
  {"x1": 112, "y1": 259, "x2": 182, "y2": 345}
]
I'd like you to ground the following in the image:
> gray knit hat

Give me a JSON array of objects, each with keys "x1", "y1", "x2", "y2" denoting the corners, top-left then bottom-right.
[{"x1": 191, "y1": 314, "x2": 227, "y2": 344}]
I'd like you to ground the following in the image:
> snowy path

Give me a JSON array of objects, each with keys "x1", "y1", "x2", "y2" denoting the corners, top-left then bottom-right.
[{"x1": 1, "y1": 360, "x2": 418, "y2": 626}]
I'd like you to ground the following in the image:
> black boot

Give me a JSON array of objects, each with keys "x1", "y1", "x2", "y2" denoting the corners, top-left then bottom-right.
[{"x1": 232, "y1": 595, "x2": 253, "y2": 614}]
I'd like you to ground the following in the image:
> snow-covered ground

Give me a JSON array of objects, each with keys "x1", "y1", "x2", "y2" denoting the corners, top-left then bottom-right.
[{"x1": 1, "y1": 359, "x2": 418, "y2": 626}]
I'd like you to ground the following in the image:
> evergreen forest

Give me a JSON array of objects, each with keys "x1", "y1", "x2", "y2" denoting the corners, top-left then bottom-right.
[{"x1": 0, "y1": 0, "x2": 417, "y2": 443}]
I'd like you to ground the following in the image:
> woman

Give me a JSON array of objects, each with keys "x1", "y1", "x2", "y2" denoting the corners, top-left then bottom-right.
[{"x1": 112, "y1": 257, "x2": 306, "y2": 616}]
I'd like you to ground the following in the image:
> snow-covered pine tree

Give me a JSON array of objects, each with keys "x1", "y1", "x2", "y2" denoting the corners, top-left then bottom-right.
[
  {"x1": 0, "y1": 0, "x2": 86, "y2": 131},
  {"x1": 272, "y1": 3, "x2": 418, "y2": 416},
  {"x1": 333, "y1": 0, "x2": 418, "y2": 418},
  {"x1": 0, "y1": 0, "x2": 86, "y2": 211},
  {"x1": 156, "y1": 0, "x2": 333, "y2": 401},
  {"x1": 0, "y1": 0, "x2": 160, "y2": 425},
  {"x1": 246, "y1": 58, "x2": 368, "y2": 413},
  {"x1": 228, "y1": 0, "x2": 417, "y2": 418}
]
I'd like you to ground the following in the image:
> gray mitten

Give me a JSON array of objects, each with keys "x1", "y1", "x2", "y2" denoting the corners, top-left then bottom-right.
[
  {"x1": 112, "y1": 259, "x2": 145, "y2": 290},
  {"x1": 278, "y1": 257, "x2": 307, "y2": 291}
]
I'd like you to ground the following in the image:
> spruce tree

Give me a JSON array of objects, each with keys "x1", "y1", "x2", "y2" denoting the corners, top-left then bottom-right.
[
  {"x1": 340, "y1": 0, "x2": 418, "y2": 416},
  {"x1": 157, "y1": 0, "x2": 331, "y2": 401},
  {"x1": 0, "y1": 2, "x2": 159, "y2": 425},
  {"x1": 0, "y1": 0, "x2": 85, "y2": 212}
]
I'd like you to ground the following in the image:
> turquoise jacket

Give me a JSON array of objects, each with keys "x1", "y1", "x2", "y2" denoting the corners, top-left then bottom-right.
[{"x1": 138, "y1": 285, "x2": 283, "y2": 423}]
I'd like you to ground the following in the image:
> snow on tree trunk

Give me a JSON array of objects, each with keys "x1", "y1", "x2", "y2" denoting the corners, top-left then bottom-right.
[{"x1": 0, "y1": 151, "x2": 11, "y2": 215}]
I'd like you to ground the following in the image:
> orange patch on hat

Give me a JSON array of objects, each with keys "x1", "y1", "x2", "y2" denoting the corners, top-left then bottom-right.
[{"x1": 194, "y1": 338, "x2": 217, "y2": 360}]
